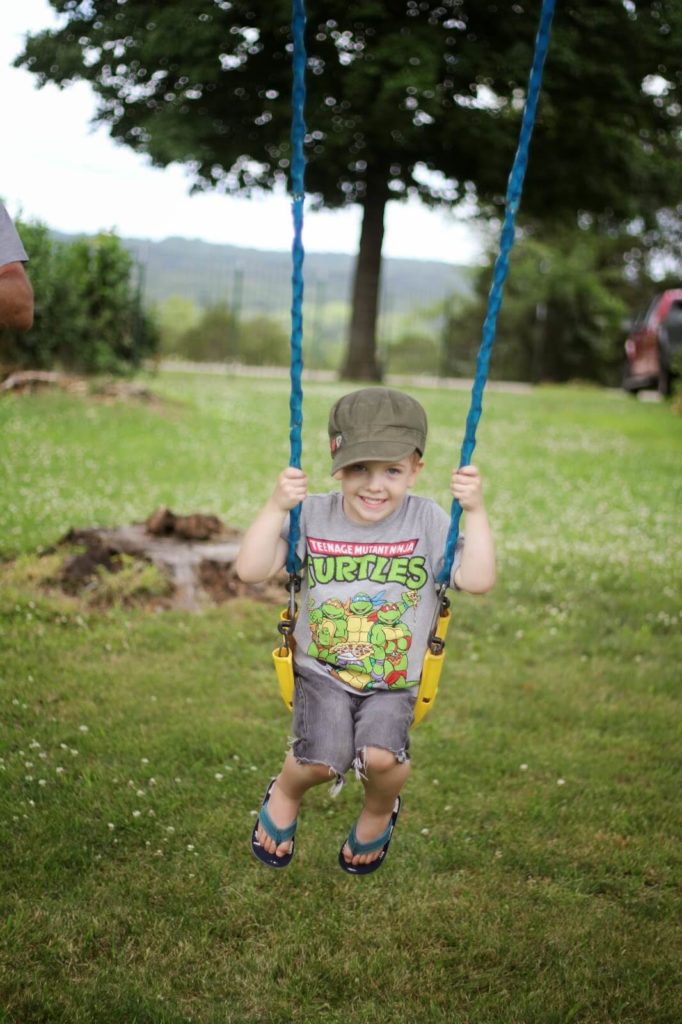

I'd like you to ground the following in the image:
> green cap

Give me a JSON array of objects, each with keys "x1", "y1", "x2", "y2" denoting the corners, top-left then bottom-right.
[{"x1": 328, "y1": 387, "x2": 427, "y2": 474}]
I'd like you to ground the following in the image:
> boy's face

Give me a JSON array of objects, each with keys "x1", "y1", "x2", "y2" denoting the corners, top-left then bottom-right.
[{"x1": 334, "y1": 455, "x2": 423, "y2": 525}]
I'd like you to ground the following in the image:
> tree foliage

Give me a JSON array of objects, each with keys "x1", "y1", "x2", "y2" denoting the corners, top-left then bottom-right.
[
  {"x1": 18, "y1": 1, "x2": 682, "y2": 377},
  {"x1": 165, "y1": 300, "x2": 290, "y2": 366},
  {"x1": 441, "y1": 228, "x2": 662, "y2": 386},
  {"x1": 1, "y1": 221, "x2": 158, "y2": 374}
]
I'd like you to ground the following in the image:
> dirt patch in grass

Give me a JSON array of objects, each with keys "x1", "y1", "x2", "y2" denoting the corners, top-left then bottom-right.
[{"x1": 11, "y1": 508, "x2": 286, "y2": 612}]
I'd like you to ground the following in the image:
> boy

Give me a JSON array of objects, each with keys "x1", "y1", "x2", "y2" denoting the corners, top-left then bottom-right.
[{"x1": 236, "y1": 387, "x2": 495, "y2": 873}]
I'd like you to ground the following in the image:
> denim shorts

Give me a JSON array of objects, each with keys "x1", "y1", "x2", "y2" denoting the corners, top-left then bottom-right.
[{"x1": 291, "y1": 674, "x2": 417, "y2": 779}]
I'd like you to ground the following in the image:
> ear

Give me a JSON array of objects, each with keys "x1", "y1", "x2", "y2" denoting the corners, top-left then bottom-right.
[{"x1": 408, "y1": 459, "x2": 424, "y2": 486}]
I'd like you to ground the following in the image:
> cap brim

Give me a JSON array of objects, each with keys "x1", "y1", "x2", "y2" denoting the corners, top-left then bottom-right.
[{"x1": 331, "y1": 440, "x2": 421, "y2": 475}]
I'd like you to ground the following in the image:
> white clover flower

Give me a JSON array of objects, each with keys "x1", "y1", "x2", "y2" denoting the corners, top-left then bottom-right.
[
  {"x1": 79, "y1": 725, "x2": 89, "y2": 734},
  {"x1": 70, "y1": 749, "x2": 78, "y2": 756},
  {"x1": 60, "y1": 743, "x2": 69, "y2": 750},
  {"x1": 520, "y1": 764, "x2": 529, "y2": 771},
  {"x1": 141, "y1": 758, "x2": 149, "y2": 765},
  {"x1": 132, "y1": 810, "x2": 142, "y2": 818},
  {"x1": 557, "y1": 778, "x2": 566, "y2": 786},
  {"x1": 29, "y1": 740, "x2": 41, "y2": 750},
  {"x1": 148, "y1": 778, "x2": 156, "y2": 786},
  {"x1": 24, "y1": 761, "x2": 34, "y2": 769},
  {"x1": 38, "y1": 779, "x2": 47, "y2": 786},
  {"x1": 55, "y1": 767, "x2": 65, "y2": 775},
  {"x1": 166, "y1": 826, "x2": 175, "y2": 834},
  {"x1": 108, "y1": 823, "x2": 115, "y2": 830},
  {"x1": 214, "y1": 773, "x2": 224, "y2": 781},
  {"x1": 420, "y1": 828, "x2": 430, "y2": 836},
  {"x1": 136, "y1": 789, "x2": 145, "y2": 798},
  {"x1": 186, "y1": 844, "x2": 195, "y2": 851}
]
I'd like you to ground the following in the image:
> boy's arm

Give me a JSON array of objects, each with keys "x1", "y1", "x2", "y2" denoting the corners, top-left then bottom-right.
[
  {"x1": 235, "y1": 467, "x2": 308, "y2": 583},
  {"x1": 450, "y1": 466, "x2": 496, "y2": 594}
]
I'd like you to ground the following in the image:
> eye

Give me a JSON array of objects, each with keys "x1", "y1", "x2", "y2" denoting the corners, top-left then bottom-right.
[
  {"x1": 387, "y1": 466, "x2": 404, "y2": 476},
  {"x1": 349, "y1": 463, "x2": 367, "y2": 474}
]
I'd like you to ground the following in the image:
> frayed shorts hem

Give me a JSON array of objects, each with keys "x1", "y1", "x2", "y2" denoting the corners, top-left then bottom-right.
[{"x1": 291, "y1": 675, "x2": 416, "y2": 783}]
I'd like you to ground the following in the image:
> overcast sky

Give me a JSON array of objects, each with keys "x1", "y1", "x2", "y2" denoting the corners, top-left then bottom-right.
[{"x1": 1, "y1": 0, "x2": 484, "y2": 263}]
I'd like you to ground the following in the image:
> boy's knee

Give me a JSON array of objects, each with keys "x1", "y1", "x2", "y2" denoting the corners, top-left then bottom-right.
[{"x1": 363, "y1": 746, "x2": 401, "y2": 774}]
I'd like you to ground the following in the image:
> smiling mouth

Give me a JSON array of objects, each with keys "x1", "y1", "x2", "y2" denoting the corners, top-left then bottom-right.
[{"x1": 360, "y1": 496, "x2": 386, "y2": 507}]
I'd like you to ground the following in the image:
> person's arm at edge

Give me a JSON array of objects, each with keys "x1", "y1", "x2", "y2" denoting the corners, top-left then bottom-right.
[
  {"x1": 0, "y1": 262, "x2": 34, "y2": 331},
  {"x1": 235, "y1": 467, "x2": 308, "y2": 583},
  {"x1": 450, "y1": 465, "x2": 496, "y2": 594}
]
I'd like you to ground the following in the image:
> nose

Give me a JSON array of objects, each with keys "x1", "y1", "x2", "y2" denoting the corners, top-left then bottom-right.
[{"x1": 366, "y1": 471, "x2": 383, "y2": 492}]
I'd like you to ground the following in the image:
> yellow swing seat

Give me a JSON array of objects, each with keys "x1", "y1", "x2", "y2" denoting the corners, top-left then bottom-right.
[
  {"x1": 412, "y1": 600, "x2": 451, "y2": 726},
  {"x1": 273, "y1": 594, "x2": 451, "y2": 727},
  {"x1": 272, "y1": 607, "x2": 296, "y2": 711}
]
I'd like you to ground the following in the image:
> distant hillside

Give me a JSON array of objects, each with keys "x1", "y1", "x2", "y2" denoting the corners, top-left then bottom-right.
[{"x1": 53, "y1": 231, "x2": 475, "y2": 318}]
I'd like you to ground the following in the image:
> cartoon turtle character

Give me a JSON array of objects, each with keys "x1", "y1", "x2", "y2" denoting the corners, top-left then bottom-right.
[
  {"x1": 308, "y1": 598, "x2": 348, "y2": 661},
  {"x1": 345, "y1": 592, "x2": 381, "y2": 645},
  {"x1": 367, "y1": 593, "x2": 419, "y2": 687}
]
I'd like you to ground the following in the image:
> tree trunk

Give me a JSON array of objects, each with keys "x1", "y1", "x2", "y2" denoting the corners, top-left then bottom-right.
[{"x1": 341, "y1": 177, "x2": 390, "y2": 381}]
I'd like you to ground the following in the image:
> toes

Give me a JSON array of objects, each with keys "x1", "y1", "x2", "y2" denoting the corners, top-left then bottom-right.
[
  {"x1": 257, "y1": 825, "x2": 291, "y2": 858},
  {"x1": 342, "y1": 843, "x2": 379, "y2": 867}
]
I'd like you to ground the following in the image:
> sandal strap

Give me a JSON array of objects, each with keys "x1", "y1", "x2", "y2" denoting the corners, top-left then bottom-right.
[
  {"x1": 258, "y1": 802, "x2": 297, "y2": 846},
  {"x1": 347, "y1": 818, "x2": 393, "y2": 857}
]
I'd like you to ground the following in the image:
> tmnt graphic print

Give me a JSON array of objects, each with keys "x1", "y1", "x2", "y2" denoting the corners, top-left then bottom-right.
[{"x1": 306, "y1": 538, "x2": 427, "y2": 691}]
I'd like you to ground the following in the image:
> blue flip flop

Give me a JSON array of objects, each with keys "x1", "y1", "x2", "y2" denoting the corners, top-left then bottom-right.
[
  {"x1": 251, "y1": 779, "x2": 298, "y2": 868},
  {"x1": 338, "y1": 796, "x2": 401, "y2": 875}
]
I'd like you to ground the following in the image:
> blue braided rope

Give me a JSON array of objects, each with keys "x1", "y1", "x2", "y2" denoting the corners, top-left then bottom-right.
[
  {"x1": 438, "y1": 0, "x2": 556, "y2": 585},
  {"x1": 286, "y1": 0, "x2": 307, "y2": 576}
]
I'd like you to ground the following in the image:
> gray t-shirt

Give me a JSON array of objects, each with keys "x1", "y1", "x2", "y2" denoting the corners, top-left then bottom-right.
[
  {"x1": 0, "y1": 203, "x2": 28, "y2": 267},
  {"x1": 286, "y1": 492, "x2": 463, "y2": 695}
]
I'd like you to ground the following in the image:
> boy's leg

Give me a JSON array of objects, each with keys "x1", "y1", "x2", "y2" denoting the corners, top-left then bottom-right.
[
  {"x1": 259, "y1": 675, "x2": 356, "y2": 858},
  {"x1": 257, "y1": 753, "x2": 334, "y2": 859},
  {"x1": 342, "y1": 689, "x2": 416, "y2": 867},
  {"x1": 341, "y1": 747, "x2": 410, "y2": 867}
]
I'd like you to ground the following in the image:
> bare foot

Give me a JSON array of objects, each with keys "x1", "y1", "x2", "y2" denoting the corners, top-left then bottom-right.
[
  {"x1": 257, "y1": 778, "x2": 301, "y2": 859},
  {"x1": 342, "y1": 806, "x2": 394, "y2": 867}
]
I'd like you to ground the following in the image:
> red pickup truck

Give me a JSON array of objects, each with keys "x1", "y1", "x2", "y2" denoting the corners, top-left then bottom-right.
[{"x1": 623, "y1": 289, "x2": 682, "y2": 396}]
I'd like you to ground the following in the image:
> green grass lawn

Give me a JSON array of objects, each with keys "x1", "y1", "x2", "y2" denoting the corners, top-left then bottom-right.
[{"x1": 1, "y1": 372, "x2": 681, "y2": 1023}]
